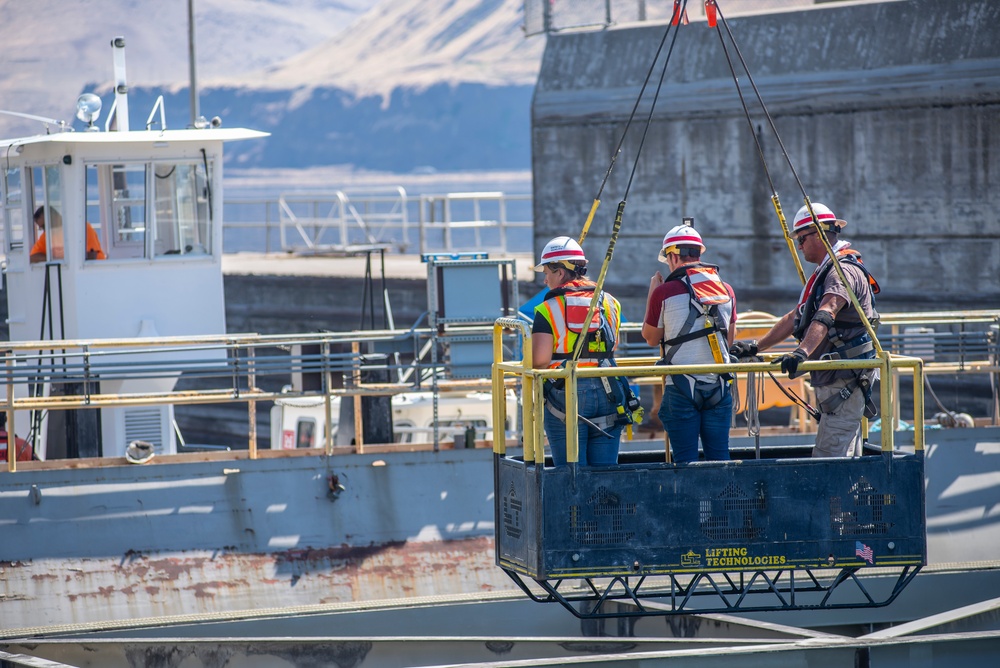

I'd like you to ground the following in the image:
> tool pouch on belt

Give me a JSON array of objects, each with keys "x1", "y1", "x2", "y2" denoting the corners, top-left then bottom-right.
[
  {"x1": 860, "y1": 375, "x2": 879, "y2": 420},
  {"x1": 817, "y1": 373, "x2": 879, "y2": 419},
  {"x1": 817, "y1": 330, "x2": 879, "y2": 419}
]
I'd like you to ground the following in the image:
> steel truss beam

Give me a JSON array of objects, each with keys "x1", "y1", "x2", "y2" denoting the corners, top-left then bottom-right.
[{"x1": 503, "y1": 565, "x2": 923, "y2": 619}]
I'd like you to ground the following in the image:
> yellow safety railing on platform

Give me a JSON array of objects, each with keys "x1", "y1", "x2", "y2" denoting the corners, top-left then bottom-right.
[{"x1": 493, "y1": 316, "x2": 932, "y2": 465}]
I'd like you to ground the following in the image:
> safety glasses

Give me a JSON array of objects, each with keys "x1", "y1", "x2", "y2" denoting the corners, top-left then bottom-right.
[{"x1": 795, "y1": 230, "x2": 817, "y2": 247}]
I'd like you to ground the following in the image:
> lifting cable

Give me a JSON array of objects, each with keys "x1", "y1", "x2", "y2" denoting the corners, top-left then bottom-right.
[
  {"x1": 562, "y1": 1, "x2": 883, "y2": 424},
  {"x1": 577, "y1": 0, "x2": 691, "y2": 246},
  {"x1": 709, "y1": 0, "x2": 883, "y2": 359},
  {"x1": 572, "y1": 0, "x2": 690, "y2": 363},
  {"x1": 708, "y1": 0, "x2": 804, "y2": 284}
]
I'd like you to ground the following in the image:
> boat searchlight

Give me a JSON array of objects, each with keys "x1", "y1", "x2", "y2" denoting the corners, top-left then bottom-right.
[
  {"x1": 76, "y1": 93, "x2": 102, "y2": 131},
  {"x1": 193, "y1": 115, "x2": 223, "y2": 129}
]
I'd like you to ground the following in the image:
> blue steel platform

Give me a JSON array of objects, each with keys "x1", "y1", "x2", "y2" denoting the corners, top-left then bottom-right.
[{"x1": 495, "y1": 449, "x2": 926, "y2": 618}]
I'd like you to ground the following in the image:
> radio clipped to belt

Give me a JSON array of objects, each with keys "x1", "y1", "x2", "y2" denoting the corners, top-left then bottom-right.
[{"x1": 600, "y1": 374, "x2": 644, "y2": 439}]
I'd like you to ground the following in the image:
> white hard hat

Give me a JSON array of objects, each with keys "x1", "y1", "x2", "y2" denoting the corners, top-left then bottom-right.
[
  {"x1": 658, "y1": 225, "x2": 705, "y2": 264},
  {"x1": 534, "y1": 236, "x2": 587, "y2": 271},
  {"x1": 792, "y1": 202, "x2": 846, "y2": 235}
]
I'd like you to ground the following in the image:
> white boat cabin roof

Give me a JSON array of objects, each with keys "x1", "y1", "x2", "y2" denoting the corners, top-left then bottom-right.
[{"x1": 0, "y1": 127, "x2": 268, "y2": 151}]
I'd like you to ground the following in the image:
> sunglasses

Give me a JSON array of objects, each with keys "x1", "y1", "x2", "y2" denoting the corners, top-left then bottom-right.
[{"x1": 795, "y1": 230, "x2": 818, "y2": 247}]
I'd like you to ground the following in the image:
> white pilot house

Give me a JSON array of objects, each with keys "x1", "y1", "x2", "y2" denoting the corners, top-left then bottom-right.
[{"x1": 0, "y1": 39, "x2": 265, "y2": 459}]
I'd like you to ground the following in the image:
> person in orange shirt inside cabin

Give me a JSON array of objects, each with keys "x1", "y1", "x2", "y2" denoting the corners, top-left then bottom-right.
[{"x1": 30, "y1": 206, "x2": 106, "y2": 263}]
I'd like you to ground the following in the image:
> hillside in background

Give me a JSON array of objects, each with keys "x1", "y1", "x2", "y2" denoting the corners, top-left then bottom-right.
[
  {"x1": 0, "y1": 0, "x2": 377, "y2": 136},
  {"x1": 1, "y1": 0, "x2": 825, "y2": 173},
  {"x1": 0, "y1": 0, "x2": 541, "y2": 172},
  {"x1": 180, "y1": 0, "x2": 541, "y2": 171}
]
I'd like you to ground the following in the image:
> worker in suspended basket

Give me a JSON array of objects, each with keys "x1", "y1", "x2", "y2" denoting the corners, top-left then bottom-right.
[
  {"x1": 532, "y1": 236, "x2": 626, "y2": 467},
  {"x1": 729, "y1": 203, "x2": 880, "y2": 458},
  {"x1": 642, "y1": 221, "x2": 737, "y2": 463}
]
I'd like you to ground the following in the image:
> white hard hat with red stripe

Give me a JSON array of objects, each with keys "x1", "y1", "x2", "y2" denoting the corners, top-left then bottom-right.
[
  {"x1": 658, "y1": 224, "x2": 705, "y2": 264},
  {"x1": 534, "y1": 236, "x2": 587, "y2": 271},
  {"x1": 792, "y1": 202, "x2": 846, "y2": 235}
]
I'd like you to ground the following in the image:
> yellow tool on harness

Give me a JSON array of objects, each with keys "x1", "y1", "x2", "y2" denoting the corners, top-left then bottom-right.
[{"x1": 705, "y1": 317, "x2": 725, "y2": 365}]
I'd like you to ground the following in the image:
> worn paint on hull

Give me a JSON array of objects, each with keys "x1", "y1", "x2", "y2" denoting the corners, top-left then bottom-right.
[
  {"x1": 3, "y1": 427, "x2": 1000, "y2": 631},
  {"x1": 0, "y1": 446, "x2": 513, "y2": 630},
  {"x1": 0, "y1": 536, "x2": 509, "y2": 632}
]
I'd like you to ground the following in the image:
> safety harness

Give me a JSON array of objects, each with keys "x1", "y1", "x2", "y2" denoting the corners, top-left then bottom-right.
[
  {"x1": 793, "y1": 249, "x2": 881, "y2": 417},
  {"x1": 660, "y1": 264, "x2": 731, "y2": 361},
  {"x1": 658, "y1": 263, "x2": 733, "y2": 410},
  {"x1": 537, "y1": 281, "x2": 641, "y2": 431}
]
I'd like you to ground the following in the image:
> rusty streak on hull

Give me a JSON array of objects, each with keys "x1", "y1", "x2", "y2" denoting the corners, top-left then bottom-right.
[
  {"x1": 0, "y1": 536, "x2": 510, "y2": 632},
  {"x1": 0, "y1": 446, "x2": 512, "y2": 630}
]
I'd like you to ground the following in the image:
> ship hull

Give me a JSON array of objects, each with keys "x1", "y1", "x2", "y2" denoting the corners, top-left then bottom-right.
[
  {"x1": 0, "y1": 447, "x2": 511, "y2": 631},
  {"x1": 2, "y1": 426, "x2": 999, "y2": 632}
]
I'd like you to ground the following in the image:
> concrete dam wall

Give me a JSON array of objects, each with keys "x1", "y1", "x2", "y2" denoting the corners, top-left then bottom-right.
[{"x1": 531, "y1": 0, "x2": 1000, "y2": 322}]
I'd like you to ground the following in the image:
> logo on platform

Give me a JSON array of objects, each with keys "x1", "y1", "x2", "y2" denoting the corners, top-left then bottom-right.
[
  {"x1": 681, "y1": 550, "x2": 702, "y2": 567},
  {"x1": 855, "y1": 541, "x2": 874, "y2": 564}
]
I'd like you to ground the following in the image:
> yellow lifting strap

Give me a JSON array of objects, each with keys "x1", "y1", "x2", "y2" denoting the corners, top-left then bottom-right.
[
  {"x1": 571, "y1": 201, "x2": 629, "y2": 438},
  {"x1": 571, "y1": 201, "x2": 625, "y2": 364},
  {"x1": 773, "y1": 195, "x2": 806, "y2": 285},
  {"x1": 578, "y1": 199, "x2": 601, "y2": 245}
]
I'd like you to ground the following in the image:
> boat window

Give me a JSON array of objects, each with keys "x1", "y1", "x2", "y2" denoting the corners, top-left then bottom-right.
[
  {"x1": 2, "y1": 167, "x2": 24, "y2": 251},
  {"x1": 83, "y1": 165, "x2": 108, "y2": 261},
  {"x1": 296, "y1": 419, "x2": 316, "y2": 448},
  {"x1": 84, "y1": 163, "x2": 147, "y2": 260},
  {"x1": 85, "y1": 159, "x2": 213, "y2": 260},
  {"x1": 394, "y1": 420, "x2": 416, "y2": 444},
  {"x1": 153, "y1": 162, "x2": 211, "y2": 257},
  {"x1": 29, "y1": 166, "x2": 64, "y2": 262}
]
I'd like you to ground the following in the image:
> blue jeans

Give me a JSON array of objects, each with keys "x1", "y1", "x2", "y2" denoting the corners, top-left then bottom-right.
[
  {"x1": 544, "y1": 377, "x2": 622, "y2": 467},
  {"x1": 659, "y1": 379, "x2": 732, "y2": 464}
]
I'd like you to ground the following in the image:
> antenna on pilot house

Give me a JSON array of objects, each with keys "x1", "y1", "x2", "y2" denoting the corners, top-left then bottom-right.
[
  {"x1": 187, "y1": 0, "x2": 200, "y2": 127},
  {"x1": 109, "y1": 36, "x2": 130, "y2": 132}
]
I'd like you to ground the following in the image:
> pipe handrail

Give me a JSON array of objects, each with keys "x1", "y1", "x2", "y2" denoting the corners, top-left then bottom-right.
[{"x1": 491, "y1": 315, "x2": 939, "y2": 464}]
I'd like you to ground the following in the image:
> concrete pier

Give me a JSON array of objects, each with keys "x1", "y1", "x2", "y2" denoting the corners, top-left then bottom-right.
[
  {"x1": 531, "y1": 0, "x2": 1000, "y2": 320},
  {"x1": 221, "y1": 252, "x2": 537, "y2": 334}
]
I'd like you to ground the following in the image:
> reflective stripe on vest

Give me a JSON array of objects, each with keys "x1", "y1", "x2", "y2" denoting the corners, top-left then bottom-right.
[
  {"x1": 563, "y1": 294, "x2": 601, "y2": 333},
  {"x1": 536, "y1": 283, "x2": 619, "y2": 368},
  {"x1": 686, "y1": 265, "x2": 730, "y2": 306}
]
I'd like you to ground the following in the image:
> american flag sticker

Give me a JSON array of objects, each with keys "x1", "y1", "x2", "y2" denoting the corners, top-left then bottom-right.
[{"x1": 856, "y1": 541, "x2": 874, "y2": 564}]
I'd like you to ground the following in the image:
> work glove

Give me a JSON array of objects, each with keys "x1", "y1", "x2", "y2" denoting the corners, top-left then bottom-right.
[
  {"x1": 773, "y1": 348, "x2": 808, "y2": 376},
  {"x1": 729, "y1": 340, "x2": 758, "y2": 358}
]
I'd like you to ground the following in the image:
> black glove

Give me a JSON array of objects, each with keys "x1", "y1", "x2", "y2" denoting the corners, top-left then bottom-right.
[
  {"x1": 773, "y1": 348, "x2": 808, "y2": 376},
  {"x1": 729, "y1": 340, "x2": 758, "y2": 358}
]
